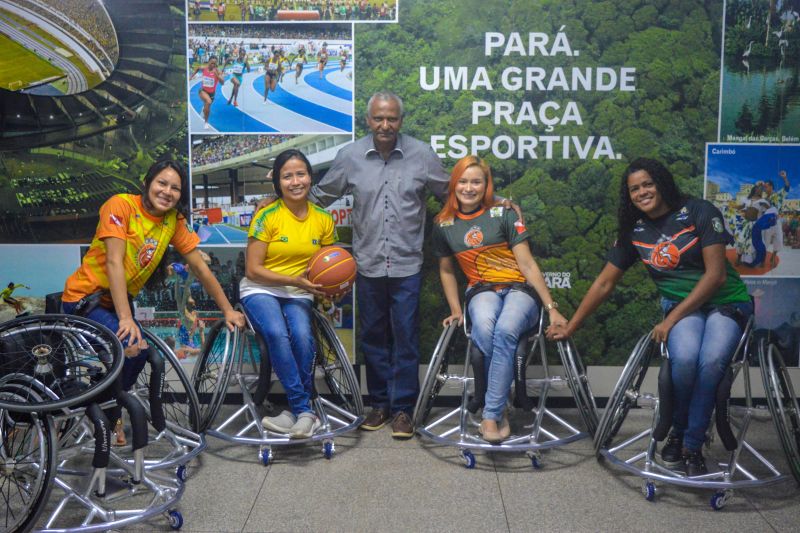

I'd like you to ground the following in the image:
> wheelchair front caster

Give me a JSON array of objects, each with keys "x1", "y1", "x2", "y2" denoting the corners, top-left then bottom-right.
[
  {"x1": 323, "y1": 440, "x2": 334, "y2": 459},
  {"x1": 526, "y1": 451, "x2": 543, "y2": 469},
  {"x1": 461, "y1": 450, "x2": 476, "y2": 469},
  {"x1": 642, "y1": 480, "x2": 657, "y2": 502},
  {"x1": 176, "y1": 465, "x2": 188, "y2": 482},
  {"x1": 710, "y1": 489, "x2": 733, "y2": 510},
  {"x1": 167, "y1": 509, "x2": 183, "y2": 530},
  {"x1": 259, "y1": 447, "x2": 273, "y2": 466}
]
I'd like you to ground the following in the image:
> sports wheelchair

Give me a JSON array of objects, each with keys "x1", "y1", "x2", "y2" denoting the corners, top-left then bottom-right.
[
  {"x1": 192, "y1": 303, "x2": 363, "y2": 464},
  {"x1": 594, "y1": 316, "x2": 800, "y2": 510},
  {"x1": 413, "y1": 303, "x2": 598, "y2": 469},
  {"x1": 0, "y1": 311, "x2": 203, "y2": 532}
]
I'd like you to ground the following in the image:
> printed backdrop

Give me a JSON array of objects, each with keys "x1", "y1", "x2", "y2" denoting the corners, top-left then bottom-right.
[{"x1": 0, "y1": 0, "x2": 798, "y2": 365}]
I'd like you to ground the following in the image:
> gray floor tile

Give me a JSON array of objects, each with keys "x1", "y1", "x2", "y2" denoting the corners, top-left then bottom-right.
[{"x1": 243, "y1": 447, "x2": 506, "y2": 533}]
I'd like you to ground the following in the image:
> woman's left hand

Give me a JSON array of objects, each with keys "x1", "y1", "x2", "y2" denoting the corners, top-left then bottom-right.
[
  {"x1": 223, "y1": 309, "x2": 246, "y2": 331},
  {"x1": 652, "y1": 320, "x2": 674, "y2": 344},
  {"x1": 547, "y1": 309, "x2": 567, "y2": 329}
]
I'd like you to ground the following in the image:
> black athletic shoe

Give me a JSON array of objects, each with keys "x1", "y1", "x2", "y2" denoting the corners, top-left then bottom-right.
[
  {"x1": 660, "y1": 433, "x2": 683, "y2": 466},
  {"x1": 685, "y1": 449, "x2": 708, "y2": 477}
]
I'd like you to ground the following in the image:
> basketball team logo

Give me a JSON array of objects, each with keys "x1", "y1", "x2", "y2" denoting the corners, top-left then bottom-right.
[
  {"x1": 138, "y1": 238, "x2": 158, "y2": 268},
  {"x1": 650, "y1": 241, "x2": 680, "y2": 269},
  {"x1": 464, "y1": 226, "x2": 484, "y2": 248}
]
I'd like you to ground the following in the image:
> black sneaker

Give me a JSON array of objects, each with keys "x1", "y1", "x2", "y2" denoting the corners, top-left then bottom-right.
[
  {"x1": 659, "y1": 433, "x2": 683, "y2": 466},
  {"x1": 685, "y1": 449, "x2": 708, "y2": 477}
]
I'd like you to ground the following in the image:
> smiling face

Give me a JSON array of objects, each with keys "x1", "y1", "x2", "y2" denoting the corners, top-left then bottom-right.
[
  {"x1": 145, "y1": 167, "x2": 182, "y2": 216},
  {"x1": 455, "y1": 165, "x2": 487, "y2": 213},
  {"x1": 627, "y1": 170, "x2": 668, "y2": 219},
  {"x1": 278, "y1": 157, "x2": 311, "y2": 203}
]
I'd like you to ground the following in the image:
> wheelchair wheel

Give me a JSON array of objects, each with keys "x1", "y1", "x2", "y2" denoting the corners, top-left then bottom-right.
[
  {"x1": 312, "y1": 309, "x2": 363, "y2": 416},
  {"x1": 138, "y1": 330, "x2": 202, "y2": 433},
  {"x1": 759, "y1": 340, "x2": 800, "y2": 484},
  {"x1": 412, "y1": 322, "x2": 457, "y2": 428},
  {"x1": 192, "y1": 320, "x2": 238, "y2": 431},
  {"x1": 557, "y1": 339, "x2": 599, "y2": 436},
  {"x1": 0, "y1": 314, "x2": 123, "y2": 413},
  {"x1": 0, "y1": 391, "x2": 57, "y2": 533},
  {"x1": 593, "y1": 333, "x2": 656, "y2": 455}
]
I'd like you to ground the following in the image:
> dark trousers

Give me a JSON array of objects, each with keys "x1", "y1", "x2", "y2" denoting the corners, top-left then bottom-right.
[{"x1": 356, "y1": 272, "x2": 422, "y2": 415}]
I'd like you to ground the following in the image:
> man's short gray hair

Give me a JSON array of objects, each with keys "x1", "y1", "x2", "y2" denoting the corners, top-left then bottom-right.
[{"x1": 366, "y1": 91, "x2": 404, "y2": 117}]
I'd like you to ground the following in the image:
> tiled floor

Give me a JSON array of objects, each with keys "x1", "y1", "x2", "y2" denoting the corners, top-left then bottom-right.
[{"x1": 103, "y1": 408, "x2": 800, "y2": 533}]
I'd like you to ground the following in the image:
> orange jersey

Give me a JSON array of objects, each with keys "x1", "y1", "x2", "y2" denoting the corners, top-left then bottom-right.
[{"x1": 63, "y1": 194, "x2": 199, "y2": 306}]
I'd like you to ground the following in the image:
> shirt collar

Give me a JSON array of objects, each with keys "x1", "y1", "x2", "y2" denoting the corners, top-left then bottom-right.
[{"x1": 365, "y1": 133, "x2": 405, "y2": 158}]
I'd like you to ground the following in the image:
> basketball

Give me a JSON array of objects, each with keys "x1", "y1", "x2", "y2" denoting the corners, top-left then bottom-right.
[{"x1": 307, "y1": 246, "x2": 356, "y2": 296}]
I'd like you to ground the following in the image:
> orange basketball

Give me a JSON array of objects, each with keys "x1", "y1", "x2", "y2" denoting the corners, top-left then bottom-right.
[{"x1": 307, "y1": 246, "x2": 356, "y2": 296}]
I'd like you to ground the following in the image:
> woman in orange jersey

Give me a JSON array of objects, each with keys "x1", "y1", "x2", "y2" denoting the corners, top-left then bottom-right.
[
  {"x1": 62, "y1": 160, "x2": 245, "y2": 390},
  {"x1": 431, "y1": 155, "x2": 566, "y2": 443}
]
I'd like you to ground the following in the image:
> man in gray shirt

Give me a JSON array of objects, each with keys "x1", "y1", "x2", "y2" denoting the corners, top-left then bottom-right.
[{"x1": 310, "y1": 91, "x2": 448, "y2": 438}]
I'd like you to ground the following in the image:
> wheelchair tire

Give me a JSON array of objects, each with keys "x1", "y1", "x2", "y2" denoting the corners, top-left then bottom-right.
[
  {"x1": 759, "y1": 340, "x2": 800, "y2": 485},
  {"x1": 413, "y1": 322, "x2": 457, "y2": 428},
  {"x1": 0, "y1": 394, "x2": 57, "y2": 533},
  {"x1": 138, "y1": 330, "x2": 203, "y2": 433},
  {"x1": 0, "y1": 314, "x2": 123, "y2": 413},
  {"x1": 312, "y1": 309, "x2": 363, "y2": 416},
  {"x1": 192, "y1": 320, "x2": 238, "y2": 432},
  {"x1": 593, "y1": 333, "x2": 656, "y2": 456},
  {"x1": 557, "y1": 339, "x2": 599, "y2": 436}
]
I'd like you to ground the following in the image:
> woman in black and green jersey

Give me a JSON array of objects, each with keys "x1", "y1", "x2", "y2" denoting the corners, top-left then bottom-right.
[{"x1": 547, "y1": 158, "x2": 752, "y2": 477}]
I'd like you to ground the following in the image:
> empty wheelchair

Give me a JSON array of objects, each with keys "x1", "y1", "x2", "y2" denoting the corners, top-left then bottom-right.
[
  {"x1": 594, "y1": 317, "x2": 800, "y2": 509},
  {"x1": 413, "y1": 304, "x2": 598, "y2": 469},
  {"x1": 192, "y1": 304, "x2": 363, "y2": 464}
]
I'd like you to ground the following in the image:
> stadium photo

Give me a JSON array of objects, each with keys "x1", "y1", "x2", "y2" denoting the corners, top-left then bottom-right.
[
  {"x1": 0, "y1": 0, "x2": 189, "y2": 243},
  {"x1": 0, "y1": 0, "x2": 118, "y2": 94},
  {"x1": 189, "y1": 133, "x2": 351, "y2": 245},
  {"x1": 188, "y1": 23, "x2": 353, "y2": 134},
  {"x1": 187, "y1": 0, "x2": 397, "y2": 22}
]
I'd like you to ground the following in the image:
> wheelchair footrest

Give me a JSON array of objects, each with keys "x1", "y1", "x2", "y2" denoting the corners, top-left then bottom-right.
[
  {"x1": 729, "y1": 404, "x2": 772, "y2": 421},
  {"x1": 525, "y1": 377, "x2": 569, "y2": 392}
]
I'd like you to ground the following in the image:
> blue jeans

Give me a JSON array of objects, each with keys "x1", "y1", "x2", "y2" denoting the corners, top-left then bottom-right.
[
  {"x1": 62, "y1": 301, "x2": 146, "y2": 390},
  {"x1": 356, "y1": 272, "x2": 422, "y2": 415},
  {"x1": 468, "y1": 288, "x2": 539, "y2": 421},
  {"x1": 663, "y1": 299, "x2": 753, "y2": 451},
  {"x1": 241, "y1": 294, "x2": 315, "y2": 416}
]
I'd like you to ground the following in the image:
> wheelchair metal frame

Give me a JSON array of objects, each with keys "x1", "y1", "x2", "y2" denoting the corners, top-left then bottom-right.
[
  {"x1": 198, "y1": 304, "x2": 364, "y2": 464},
  {"x1": 414, "y1": 306, "x2": 598, "y2": 469},
  {"x1": 595, "y1": 317, "x2": 800, "y2": 509},
  {"x1": 0, "y1": 315, "x2": 198, "y2": 532}
]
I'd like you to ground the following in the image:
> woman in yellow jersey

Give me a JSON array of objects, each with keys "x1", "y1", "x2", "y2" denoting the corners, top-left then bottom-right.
[
  {"x1": 239, "y1": 149, "x2": 337, "y2": 439},
  {"x1": 62, "y1": 160, "x2": 245, "y2": 391}
]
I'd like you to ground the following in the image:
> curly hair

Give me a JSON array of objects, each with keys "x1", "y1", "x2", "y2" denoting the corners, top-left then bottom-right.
[{"x1": 617, "y1": 158, "x2": 687, "y2": 243}]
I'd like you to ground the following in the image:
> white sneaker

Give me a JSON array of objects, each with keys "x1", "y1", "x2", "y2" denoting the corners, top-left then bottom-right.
[
  {"x1": 289, "y1": 412, "x2": 321, "y2": 439},
  {"x1": 262, "y1": 410, "x2": 296, "y2": 433}
]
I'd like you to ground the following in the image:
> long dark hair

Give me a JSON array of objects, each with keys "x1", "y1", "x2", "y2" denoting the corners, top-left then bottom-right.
[
  {"x1": 617, "y1": 158, "x2": 687, "y2": 243},
  {"x1": 141, "y1": 159, "x2": 191, "y2": 220},
  {"x1": 271, "y1": 149, "x2": 312, "y2": 197}
]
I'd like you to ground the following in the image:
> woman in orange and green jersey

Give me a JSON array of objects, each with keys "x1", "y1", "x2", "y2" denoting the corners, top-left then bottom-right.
[{"x1": 62, "y1": 160, "x2": 245, "y2": 390}]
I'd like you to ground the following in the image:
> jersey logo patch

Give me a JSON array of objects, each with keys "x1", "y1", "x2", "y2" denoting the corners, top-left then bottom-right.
[
  {"x1": 712, "y1": 217, "x2": 723, "y2": 233},
  {"x1": 651, "y1": 242, "x2": 680, "y2": 269},
  {"x1": 280, "y1": 235, "x2": 288, "y2": 242},
  {"x1": 632, "y1": 226, "x2": 698, "y2": 271},
  {"x1": 514, "y1": 220, "x2": 527, "y2": 234},
  {"x1": 464, "y1": 226, "x2": 484, "y2": 248},
  {"x1": 490, "y1": 206, "x2": 503, "y2": 218},
  {"x1": 109, "y1": 213, "x2": 123, "y2": 227},
  {"x1": 138, "y1": 238, "x2": 158, "y2": 268}
]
